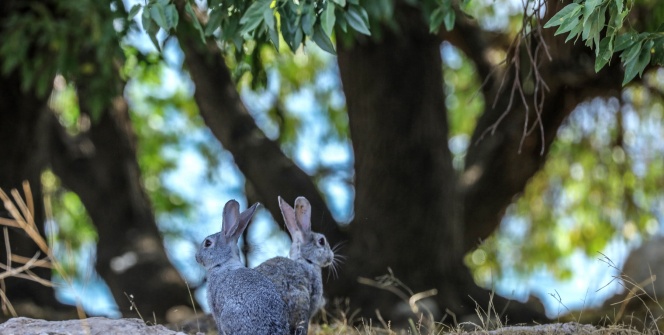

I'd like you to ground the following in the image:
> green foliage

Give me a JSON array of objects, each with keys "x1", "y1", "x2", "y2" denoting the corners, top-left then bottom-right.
[
  {"x1": 544, "y1": 0, "x2": 664, "y2": 85},
  {"x1": 245, "y1": 44, "x2": 348, "y2": 148},
  {"x1": 468, "y1": 73, "x2": 664, "y2": 282},
  {"x1": 428, "y1": 0, "x2": 472, "y2": 33},
  {"x1": 133, "y1": 0, "x2": 372, "y2": 55},
  {"x1": 0, "y1": 0, "x2": 129, "y2": 117}
]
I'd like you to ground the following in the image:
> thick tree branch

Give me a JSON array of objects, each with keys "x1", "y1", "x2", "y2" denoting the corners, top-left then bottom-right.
[
  {"x1": 460, "y1": 0, "x2": 625, "y2": 253},
  {"x1": 174, "y1": 16, "x2": 346, "y2": 246}
]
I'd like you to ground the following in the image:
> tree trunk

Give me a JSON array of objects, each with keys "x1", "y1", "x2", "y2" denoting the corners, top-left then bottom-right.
[{"x1": 333, "y1": 8, "x2": 478, "y2": 324}]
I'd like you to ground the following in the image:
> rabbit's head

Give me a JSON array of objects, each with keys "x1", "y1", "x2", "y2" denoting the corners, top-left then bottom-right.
[
  {"x1": 279, "y1": 196, "x2": 334, "y2": 268},
  {"x1": 196, "y1": 200, "x2": 259, "y2": 270}
]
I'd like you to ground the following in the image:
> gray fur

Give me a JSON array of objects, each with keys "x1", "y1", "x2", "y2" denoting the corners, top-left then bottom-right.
[
  {"x1": 256, "y1": 196, "x2": 334, "y2": 335},
  {"x1": 196, "y1": 200, "x2": 290, "y2": 335}
]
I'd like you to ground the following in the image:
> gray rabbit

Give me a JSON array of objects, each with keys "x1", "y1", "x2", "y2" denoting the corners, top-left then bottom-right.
[
  {"x1": 256, "y1": 196, "x2": 335, "y2": 335},
  {"x1": 195, "y1": 200, "x2": 290, "y2": 335}
]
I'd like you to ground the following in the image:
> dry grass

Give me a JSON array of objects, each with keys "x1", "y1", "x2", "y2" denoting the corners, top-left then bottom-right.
[
  {"x1": 0, "y1": 181, "x2": 85, "y2": 319},
  {"x1": 559, "y1": 253, "x2": 664, "y2": 333}
]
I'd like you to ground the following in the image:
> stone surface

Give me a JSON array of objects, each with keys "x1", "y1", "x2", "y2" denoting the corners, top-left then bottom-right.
[
  {"x1": 0, "y1": 317, "x2": 189, "y2": 335},
  {"x1": 459, "y1": 322, "x2": 600, "y2": 334}
]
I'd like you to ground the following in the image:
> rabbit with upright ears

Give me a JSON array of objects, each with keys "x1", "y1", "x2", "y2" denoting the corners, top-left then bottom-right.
[
  {"x1": 196, "y1": 200, "x2": 290, "y2": 335},
  {"x1": 256, "y1": 196, "x2": 335, "y2": 335}
]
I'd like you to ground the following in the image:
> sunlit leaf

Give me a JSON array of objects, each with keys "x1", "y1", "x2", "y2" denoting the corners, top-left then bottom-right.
[
  {"x1": 240, "y1": 0, "x2": 270, "y2": 34},
  {"x1": 206, "y1": 7, "x2": 223, "y2": 36},
  {"x1": 322, "y1": 1, "x2": 336, "y2": 36},
  {"x1": 544, "y1": 3, "x2": 582, "y2": 28},
  {"x1": 312, "y1": 25, "x2": 336, "y2": 55},
  {"x1": 595, "y1": 37, "x2": 613, "y2": 72},
  {"x1": 346, "y1": 5, "x2": 371, "y2": 36},
  {"x1": 128, "y1": 4, "x2": 142, "y2": 20}
]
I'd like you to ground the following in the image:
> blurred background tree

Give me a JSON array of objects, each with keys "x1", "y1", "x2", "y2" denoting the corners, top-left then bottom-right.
[{"x1": 1, "y1": 0, "x2": 664, "y2": 327}]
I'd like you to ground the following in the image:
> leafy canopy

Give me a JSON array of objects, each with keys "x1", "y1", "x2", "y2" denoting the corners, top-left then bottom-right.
[
  {"x1": 132, "y1": 0, "x2": 475, "y2": 55},
  {"x1": 544, "y1": 0, "x2": 664, "y2": 85}
]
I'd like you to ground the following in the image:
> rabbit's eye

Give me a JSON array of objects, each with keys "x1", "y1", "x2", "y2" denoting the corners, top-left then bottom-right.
[
  {"x1": 204, "y1": 239, "x2": 212, "y2": 247},
  {"x1": 318, "y1": 237, "x2": 326, "y2": 246}
]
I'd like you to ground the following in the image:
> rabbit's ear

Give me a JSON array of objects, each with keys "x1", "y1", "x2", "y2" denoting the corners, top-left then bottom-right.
[
  {"x1": 294, "y1": 196, "x2": 312, "y2": 233},
  {"x1": 222, "y1": 199, "x2": 241, "y2": 238},
  {"x1": 279, "y1": 196, "x2": 301, "y2": 240},
  {"x1": 235, "y1": 202, "x2": 260, "y2": 239}
]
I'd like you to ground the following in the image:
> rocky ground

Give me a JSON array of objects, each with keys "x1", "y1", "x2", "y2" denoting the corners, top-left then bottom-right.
[{"x1": 0, "y1": 317, "x2": 645, "y2": 335}]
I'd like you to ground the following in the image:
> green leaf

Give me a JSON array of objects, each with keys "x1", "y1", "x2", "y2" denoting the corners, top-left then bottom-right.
[
  {"x1": 185, "y1": 1, "x2": 206, "y2": 43},
  {"x1": 443, "y1": 10, "x2": 455, "y2": 31},
  {"x1": 263, "y1": 6, "x2": 275, "y2": 32},
  {"x1": 332, "y1": 0, "x2": 346, "y2": 6},
  {"x1": 149, "y1": 3, "x2": 169, "y2": 30},
  {"x1": 595, "y1": 37, "x2": 613, "y2": 72},
  {"x1": 205, "y1": 7, "x2": 223, "y2": 36},
  {"x1": 336, "y1": 11, "x2": 348, "y2": 32},
  {"x1": 293, "y1": 27, "x2": 303, "y2": 50},
  {"x1": 142, "y1": 7, "x2": 161, "y2": 50},
  {"x1": 590, "y1": 7, "x2": 606, "y2": 48},
  {"x1": 208, "y1": 0, "x2": 222, "y2": 8},
  {"x1": 240, "y1": 0, "x2": 270, "y2": 34},
  {"x1": 302, "y1": 4, "x2": 316, "y2": 36},
  {"x1": 267, "y1": 21, "x2": 279, "y2": 50},
  {"x1": 614, "y1": 0, "x2": 623, "y2": 14},
  {"x1": 554, "y1": 16, "x2": 580, "y2": 36},
  {"x1": 565, "y1": 19, "x2": 584, "y2": 43},
  {"x1": 606, "y1": 3, "x2": 623, "y2": 36},
  {"x1": 621, "y1": 39, "x2": 643, "y2": 63},
  {"x1": 346, "y1": 5, "x2": 371, "y2": 36},
  {"x1": 614, "y1": 32, "x2": 637, "y2": 52},
  {"x1": 636, "y1": 40, "x2": 654, "y2": 76},
  {"x1": 164, "y1": 4, "x2": 178, "y2": 30},
  {"x1": 128, "y1": 4, "x2": 142, "y2": 20},
  {"x1": 583, "y1": 0, "x2": 601, "y2": 25},
  {"x1": 622, "y1": 40, "x2": 652, "y2": 85},
  {"x1": 544, "y1": 3, "x2": 582, "y2": 28},
  {"x1": 322, "y1": 1, "x2": 336, "y2": 36},
  {"x1": 429, "y1": 7, "x2": 444, "y2": 33},
  {"x1": 312, "y1": 24, "x2": 336, "y2": 55}
]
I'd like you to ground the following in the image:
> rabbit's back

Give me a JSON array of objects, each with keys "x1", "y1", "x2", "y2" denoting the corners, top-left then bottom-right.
[
  {"x1": 208, "y1": 267, "x2": 290, "y2": 335},
  {"x1": 257, "y1": 256, "x2": 317, "y2": 334}
]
